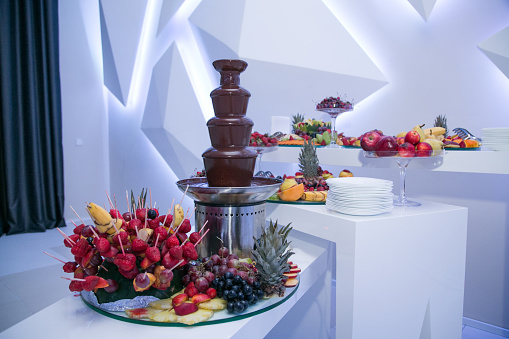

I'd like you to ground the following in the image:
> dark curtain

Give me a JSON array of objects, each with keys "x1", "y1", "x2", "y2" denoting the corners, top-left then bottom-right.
[{"x1": 0, "y1": 0, "x2": 65, "y2": 235}]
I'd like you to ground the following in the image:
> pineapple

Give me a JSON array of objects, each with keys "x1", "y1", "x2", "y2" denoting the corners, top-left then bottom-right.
[
  {"x1": 291, "y1": 113, "x2": 305, "y2": 133},
  {"x1": 298, "y1": 138, "x2": 321, "y2": 188},
  {"x1": 251, "y1": 220, "x2": 294, "y2": 297},
  {"x1": 434, "y1": 114, "x2": 448, "y2": 137}
]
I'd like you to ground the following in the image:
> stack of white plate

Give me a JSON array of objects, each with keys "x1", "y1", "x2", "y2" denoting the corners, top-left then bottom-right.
[
  {"x1": 482, "y1": 128, "x2": 509, "y2": 151},
  {"x1": 325, "y1": 177, "x2": 394, "y2": 216}
]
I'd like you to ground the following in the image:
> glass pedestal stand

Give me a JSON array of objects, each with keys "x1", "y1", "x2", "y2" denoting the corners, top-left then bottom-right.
[
  {"x1": 317, "y1": 107, "x2": 353, "y2": 148},
  {"x1": 395, "y1": 158, "x2": 420, "y2": 207}
]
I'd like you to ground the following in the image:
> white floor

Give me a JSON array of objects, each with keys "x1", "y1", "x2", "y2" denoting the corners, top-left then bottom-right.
[{"x1": 0, "y1": 226, "x2": 507, "y2": 338}]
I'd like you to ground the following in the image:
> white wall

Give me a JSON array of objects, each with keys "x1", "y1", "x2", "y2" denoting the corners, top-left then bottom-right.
[{"x1": 59, "y1": 0, "x2": 509, "y2": 331}]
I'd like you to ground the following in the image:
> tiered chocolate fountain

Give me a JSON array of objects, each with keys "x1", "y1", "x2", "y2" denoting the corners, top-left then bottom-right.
[{"x1": 176, "y1": 59, "x2": 281, "y2": 258}]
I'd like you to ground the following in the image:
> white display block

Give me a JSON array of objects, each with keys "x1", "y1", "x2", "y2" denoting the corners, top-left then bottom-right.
[
  {"x1": 266, "y1": 200, "x2": 468, "y2": 339},
  {"x1": 0, "y1": 233, "x2": 333, "y2": 339}
]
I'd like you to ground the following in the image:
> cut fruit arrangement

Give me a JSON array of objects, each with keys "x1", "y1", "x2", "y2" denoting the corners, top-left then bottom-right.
[
  {"x1": 250, "y1": 131, "x2": 278, "y2": 147},
  {"x1": 273, "y1": 139, "x2": 354, "y2": 202},
  {"x1": 48, "y1": 195, "x2": 298, "y2": 325},
  {"x1": 279, "y1": 114, "x2": 332, "y2": 146}
]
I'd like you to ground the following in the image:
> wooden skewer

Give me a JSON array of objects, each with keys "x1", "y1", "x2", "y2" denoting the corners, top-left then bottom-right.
[
  {"x1": 70, "y1": 220, "x2": 78, "y2": 227},
  {"x1": 133, "y1": 204, "x2": 137, "y2": 219},
  {"x1": 154, "y1": 234, "x2": 160, "y2": 247},
  {"x1": 168, "y1": 259, "x2": 185, "y2": 272},
  {"x1": 179, "y1": 185, "x2": 189, "y2": 206},
  {"x1": 162, "y1": 208, "x2": 171, "y2": 229},
  {"x1": 43, "y1": 251, "x2": 66, "y2": 264},
  {"x1": 105, "y1": 190, "x2": 114, "y2": 209},
  {"x1": 198, "y1": 220, "x2": 209, "y2": 234},
  {"x1": 194, "y1": 229, "x2": 210, "y2": 248},
  {"x1": 70, "y1": 205, "x2": 85, "y2": 225},
  {"x1": 144, "y1": 208, "x2": 148, "y2": 229},
  {"x1": 56, "y1": 227, "x2": 75, "y2": 246},
  {"x1": 118, "y1": 236, "x2": 125, "y2": 255},
  {"x1": 61, "y1": 277, "x2": 86, "y2": 282},
  {"x1": 88, "y1": 225, "x2": 99, "y2": 238},
  {"x1": 135, "y1": 225, "x2": 139, "y2": 238}
]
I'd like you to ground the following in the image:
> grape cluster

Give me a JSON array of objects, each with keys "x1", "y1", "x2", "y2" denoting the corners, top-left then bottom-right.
[
  {"x1": 211, "y1": 272, "x2": 265, "y2": 314},
  {"x1": 316, "y1": 96, "x2": 353, "y2": 109}
]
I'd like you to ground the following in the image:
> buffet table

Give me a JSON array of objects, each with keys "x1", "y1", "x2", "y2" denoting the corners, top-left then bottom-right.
[
  {"x1": 266, "y1": 200, "x2": 468, "y2": 339},
  {"x1": 0, "y1": 232, "x2": 333, "y2": 339}
]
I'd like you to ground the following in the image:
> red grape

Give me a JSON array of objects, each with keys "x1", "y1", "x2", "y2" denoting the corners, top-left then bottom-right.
[
  {"x1": 195, "y1": 277, "x2": 209, "y2": 293},
  {"x1": 104, "y1": 279, "x2": 119, "y2": 293},
  {"x1": 159, "y1": 269, "x2": 174, "y2": 284}
]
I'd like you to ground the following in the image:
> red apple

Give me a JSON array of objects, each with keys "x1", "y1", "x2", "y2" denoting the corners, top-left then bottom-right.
[
  {"x1": 398, "y1": 142, "x2": 416, "y2": 157},
  {"x1": 404, "y1": 130, "x2": 421, "y2": 145},
  {"x1": 415, "y1": 142, "x2": 433, "y2": 157},
  {"x1": 375, "y1": 136, "x2": 399, "y2": 157},
  {"x1": 396, "y1": 137, "x2": 405, "y2": 145},
  {"x1": 361, "y1": 131, "x2": 382, "y2": 151}
]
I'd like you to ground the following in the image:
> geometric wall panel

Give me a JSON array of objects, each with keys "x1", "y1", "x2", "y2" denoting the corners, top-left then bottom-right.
[
  {"x1": 100, "y1": 0, "x2": 148, "y2": 105},
  {"x1": 407, "y1": 0, "x2": 437, "y2": 21},
  {"x1": 142, "y1": 44, "x2": 210, "y2": 179},
  {"x1": 157, "y1": 0, "x2": 186, "y2": 36},
  {"x1": 478, "y1": 26, "x2": 509, "y2": 79}
]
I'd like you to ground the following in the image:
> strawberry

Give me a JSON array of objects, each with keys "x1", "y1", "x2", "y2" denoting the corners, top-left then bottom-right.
[
  {"x1": 165, "y1": 235, "x2": 179, "y2": 248},
  {"x1": 153, "y1": 226, "x2": 168, "y2": 245},
  {"x1": 114, "y1": 253, "x2": 136, "y2": 272},
  {"x1": 131, "y1": 238, "x2": 148, "y2": 253},
  {"x1": 183, "y1": 242, "x2": 198, "y2": 260},
  {"x1": 178, "y1": 219, "x2": 192, "y2": 233},
  {"x1": 189, "y1": 232, "x2": 201, "y2": 244},
  {"x1": 146, "y1": 246, "x2": 161, "y2": 262},
  {"x1": 71, "y1": 238, "x2": 91, "y2": 257},
  {"x1": 169, "y1": 246, "x2": 183, "y2": 260},
  {"x1": 95, "y1": 237, "x2": 110, "y2": 253}
]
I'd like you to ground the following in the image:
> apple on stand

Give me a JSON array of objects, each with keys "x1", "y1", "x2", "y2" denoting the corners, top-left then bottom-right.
[
  {"x1": 415, "y1": 142, "x2": 433, "y2": 157},
  {"x1": 374, "y1": 136, "x2": 399, "y2": 157},
  {"x1": 404, "y1": 130, "x2": 421, "y2": 145},
  {"x1": 360, "y1": 131, "x2": 383, "y2": 151},
  {"x1": 396, "y1": 137, "x2": 405, "y2": 145},
  {"x1": 398, "y1": 142, "x2": 416, "y2": 157}
]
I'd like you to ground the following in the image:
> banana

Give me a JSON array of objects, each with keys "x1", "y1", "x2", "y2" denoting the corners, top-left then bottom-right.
[
  {"x1": 411, "y1": 124, "x2": 426, "y2": 142},
  {"x1": 301, "y1": 191, "x2": 327, "y2": 202},
  {"x1": 87, "y1": 202, "x2": 115, "y2": 234},
  {"x1": 173, "y1": 204, "x2": 185, "y2": 228},
  {"x1": 425, "y1": 139, "x2": 444, "y2": 155},
  {"x1": 423, "y1": 127, "x2": 446, "y2": 136}
]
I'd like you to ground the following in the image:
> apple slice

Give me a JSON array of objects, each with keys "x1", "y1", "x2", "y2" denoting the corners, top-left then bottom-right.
[
  {"x1": 284, "y1": 278, "x2": 298, "y2": 288},
  {"x1": 290, "y1": 267, "x2": 301, "y2": 274},
  {"x1": 283, "y1": 272, "x2": 298, "y2": 279}
]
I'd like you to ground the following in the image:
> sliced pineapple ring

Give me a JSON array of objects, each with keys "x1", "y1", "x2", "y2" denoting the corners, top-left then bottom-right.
[{"x1": 197, "y1": 297, "x2": 227, "y2": 311}]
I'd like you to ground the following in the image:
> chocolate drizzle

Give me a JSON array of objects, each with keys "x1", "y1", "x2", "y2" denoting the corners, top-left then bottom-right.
[{"x1": 202, "y1": 59, "x2": 257, "y2": 187}]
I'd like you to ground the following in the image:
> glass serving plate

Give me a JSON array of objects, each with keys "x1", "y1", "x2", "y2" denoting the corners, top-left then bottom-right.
[
  {"x1": 267, "y1": 195, "x2": 326, "y2": 205},
  {"x1": 317, "y1": 107, "x2": 353, "y2": 148},
  {"x1": 363, "y1": 150, "x2": 444, "y2": 207},
  {"x1": 80, "y1": 279, "x2": 299, "y2": 327}
]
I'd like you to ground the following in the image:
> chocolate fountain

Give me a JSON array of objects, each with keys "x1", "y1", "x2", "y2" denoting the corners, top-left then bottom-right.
[{"x1": 176, "y1": 59, "x2": 281, "y2": 258}]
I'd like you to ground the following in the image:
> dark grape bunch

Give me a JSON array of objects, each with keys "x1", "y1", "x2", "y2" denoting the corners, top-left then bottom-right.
[
  {"x1": 211, "y1": 271, "x2": 265, "y2": 314},
  {"x1": 316, "y1": 96, "x2": 353, "y2": 110}
]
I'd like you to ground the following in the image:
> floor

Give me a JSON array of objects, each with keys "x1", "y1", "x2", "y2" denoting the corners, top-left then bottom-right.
[{"x1": 0, "y1": 226, "x2": 507, "y2": 338}]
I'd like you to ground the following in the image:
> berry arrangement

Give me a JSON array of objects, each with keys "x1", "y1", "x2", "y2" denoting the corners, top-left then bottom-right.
[
  {"x1": 316, "y1": 96, "x2": 353, "y2": 110},
  {"x1": 250, "y1": 131, "x2": 278, "y2": 147}
]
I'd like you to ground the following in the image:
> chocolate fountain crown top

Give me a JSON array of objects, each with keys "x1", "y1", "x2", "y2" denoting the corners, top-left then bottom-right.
[{"x1": 210, "y1": 60, "x2": 251, "y2": 117}]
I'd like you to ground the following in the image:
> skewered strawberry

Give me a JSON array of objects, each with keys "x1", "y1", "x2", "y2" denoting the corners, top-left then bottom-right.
[
  {"x1": 135, "y1": 208, "x2": 147, "y2": 222},
  {"x1": 153, "y1": 227, "x2": 167, "y2": 245},
  {"x1": 178, "y1": 219, "x2": 192, "y2": 233},
  {"x1": 131, "y1": 238, "x2": 148, "y2": 253},
  {"x1": 159, "y1": 214, "x2": 172, "y2": 227},
  {"x1": 183, "y1": 242, "x2": 198, "y2": 260},
  {"x1": 63, "y1": 261, "x2": 78, "y2": 273},
  {"x1": 162, "y1": 252, "x2": 180, "y2": 269},
  {"x1": 95, "y1": 237, "x2": 110, "y2": 253},
  {"x1": 189, "y1": 232, "x2": 201, "y2": 244},
  {"x1": 165, "y1": 235, "x2": 179, "y2": 248},
  {"x1": 69, "y1": 280, "x2": 83, "y2": 292},
  {"x1": 112, "y1": 231, "x2": 129, "y2": 246},
  {"x1": 63, "y1": 233, "x2": 80, "y2": 248},
  {"x1": 109, "y1": 209, "x2": 123, "y2": 219},
  {"x1": 101, "y1": 245, "x2": 119, "y2": 258},
  {"x1": 128, "y1": 219, "x2": 142, "y2": 232},
  {"x1": 73, "y1": 224, "x2": 86, "y2": 235},
  {"x1": 114, "y1": 253, "x2": 136, "y2": 272},
  {"x1": 147, "y1": 219, "x2": 159, "y2": 230},
  {"x1": 169, "y1": 246, "x2": 183, "y2": 260},
  {"x1": 145, "y1": 246, "x2": 161, "y2": 263},
  {"x1": 81, "y1": 275, "x2": 109, "y2": 292},
  {"x1": 71, "y1": 238, "x2": 91, "y2": 257}
]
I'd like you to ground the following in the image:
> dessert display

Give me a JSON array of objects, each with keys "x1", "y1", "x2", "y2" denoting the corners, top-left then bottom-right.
[{"x1": 278, "y1": 114, "x2": 332, "y2": 146}]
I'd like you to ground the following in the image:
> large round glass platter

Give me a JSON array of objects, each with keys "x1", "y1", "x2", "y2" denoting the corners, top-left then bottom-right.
[{"x1": 80, "y1": 279, "x2": 298, "y2": 327}]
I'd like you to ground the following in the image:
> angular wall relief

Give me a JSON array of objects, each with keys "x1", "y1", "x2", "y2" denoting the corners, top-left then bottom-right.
[
  {"x1": 478, "y1": 26, "x2": 509, "y2": 79},
  {"x1": 100, "y1": 0, "x2": 148, "y2": 105},
  {"x1": 407, "y1": 0, "x2": 437, "y2": 21},
  {"x1": 157, "y1": 0, "x2": 186, "y2": 36},
  {"x1": 142, "y1": 44, "x2": 209, "y2": 179}
]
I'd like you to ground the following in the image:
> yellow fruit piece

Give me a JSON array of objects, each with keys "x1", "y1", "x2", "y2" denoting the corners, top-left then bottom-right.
[
  {"x1": 396, "y1": 131, "x2": 407, "y2": 138},
  {"x1": 277, "y1": 183, "x2": 305, "y2": 201},
  {"x1": 149, "y1": 298, "x2": 174, "y2": 310},
  {"x1": 176, "y1": 308, "x2": 214, "y2": 325},
  {"x1": 149, "y1": 309, "x2": 179, "y2": 323},
  {"x1": 412, "y1": 124, "x2": 426, "y2": 142},
  {"x1": 173, "y1": 204, "x2": 185, "y2": 227},
  {"x1": 301, "y1": 191, "x2": 327, "y2": 202},
  {"x1": 87, "y1": 202, "x2": 114, "y2": 234},
  {"x1": 137, "y1": 228, "x2": 153, "y2": 242},
  {"x1": 423, "y1": 127, "x2": 446, "y2": 136},
  {"x1": 280, "y1": 178, "x2": 298, "y2": 192},
  {"x1": 198, "y1": 298, "x2": 227, "y2": 311}
]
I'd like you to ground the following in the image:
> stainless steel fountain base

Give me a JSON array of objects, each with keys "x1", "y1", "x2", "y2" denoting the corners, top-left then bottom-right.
[
  {"x1": 194, "y1": 201, "x2": 266, "y2": 258},
  {"x1": 176, "y1": 177, "x2": 282, "y2": 258}
]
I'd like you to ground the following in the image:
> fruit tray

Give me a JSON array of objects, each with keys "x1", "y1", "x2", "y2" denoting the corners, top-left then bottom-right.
[
  {"x1": 80, "y1": 280, "x2": 298, "y2": 327},
  {"x1": 278, "y1": 144, "x2": 325, "y2": 148},
  {"x1": 267, "y1": 196, "x2": 326, "y2": 205}
]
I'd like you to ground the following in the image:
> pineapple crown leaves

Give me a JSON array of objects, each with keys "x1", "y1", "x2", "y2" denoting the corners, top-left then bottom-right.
[
  {"x1": 251, "y1": 220, "x2": 294, "y2": 281},
  {"x1": 130, "y1": 188, "x2": 148, "y2": 213},
  {"x1": 434, "y1": 114, "x2": 448, "y2": 136},
  {"x1": 291, "y1": 113, "x2": 305, "y2": 125},
  {"x1": 298, "y1": 138, "x2": 320, "y2": 179}
]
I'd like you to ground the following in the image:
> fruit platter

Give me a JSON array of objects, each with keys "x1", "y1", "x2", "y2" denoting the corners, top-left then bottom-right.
[
  {"x1": 268, "y1": 139, "x2": 355, "y2": 204},
  {"x1": 48, "y1": 189, "x2": 300, "y2": 326}
]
